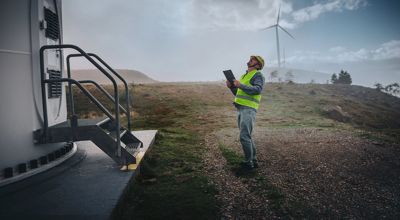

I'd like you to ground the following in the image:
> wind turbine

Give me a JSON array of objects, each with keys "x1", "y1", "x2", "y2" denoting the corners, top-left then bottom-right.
[{"x1": 261, "y1": 6, "x2": 294, "y2": 68}]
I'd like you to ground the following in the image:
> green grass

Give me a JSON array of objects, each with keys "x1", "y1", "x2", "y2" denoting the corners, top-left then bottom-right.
[
  {"x1": 109, "y1": 84, "x2": 220, "y2": 220},
  {"x1": 356, "y1": 129, "x2": 400, "y2": 143},
  {"x1": 218, "y1": 144, "x2": 242, "y2": 168},
  {"x1": 261, "y1": 83, "x2": 400, "y2": 141},
  {"x1": 114, "y1": 128, "x2": 218, "y2": 220}
]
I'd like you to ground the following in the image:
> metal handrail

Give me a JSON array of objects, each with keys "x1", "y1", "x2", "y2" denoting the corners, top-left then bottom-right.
[
  {"x1": 40, "y1": 44, "x2": 122, "y2": 157},
  {"x1": 45, "y1": 78, "x2": 115, "y2": 119},
  {"x1": 78, "y1": 80, "x2": 128, "y2": 114},
  {"x1": 67, "y1": 53, "x2": 132, "y2": 131}
]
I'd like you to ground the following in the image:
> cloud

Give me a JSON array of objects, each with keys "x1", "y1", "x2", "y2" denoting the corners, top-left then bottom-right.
[
  {"x1": 184, "y1": 0, "x2": 288, "y2": 31},
  {"x1": 286, "y1": 40, "x2": 400, "y2": 64},
  {"x1": 165, "y1": 0, "x2": 368, "y2": 31},
  {"x1": 291, "y1": 0, "x2": 367, "y2": 25},
  {"x1": 329, "y1": 46, "x2": 347, "y2": 53},
  {"x1": 372, "y1": 40, "x2": 400, "y2": 60},
  {"x1": 335, "y1": 40, "x2": 400, "y2": 62}
]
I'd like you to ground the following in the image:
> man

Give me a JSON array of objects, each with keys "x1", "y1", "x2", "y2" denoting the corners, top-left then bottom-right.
[{"x1": 226, "y1": 55, "x2": 265, "y2": 170}]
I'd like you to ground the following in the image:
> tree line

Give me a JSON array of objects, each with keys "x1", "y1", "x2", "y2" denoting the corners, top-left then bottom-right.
[
  {"x1": 374, "y1": 82, "x2": 400, "y2": 96},
  {"x1": 269, "y1": 69, "x2": 398, "y2": 97},
  {"x1": 331, "y1": 70, "x2": 352, "y2": 85}
]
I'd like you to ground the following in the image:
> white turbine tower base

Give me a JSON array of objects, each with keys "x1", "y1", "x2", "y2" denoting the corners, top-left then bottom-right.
[{"x1": 261, "y1": 5, "x2": 294, "y2": 68}]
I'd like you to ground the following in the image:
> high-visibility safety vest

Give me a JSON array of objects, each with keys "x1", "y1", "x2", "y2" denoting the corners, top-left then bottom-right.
[{"x1": 234, "y1": 69, "x2": 262, "y2": 110}]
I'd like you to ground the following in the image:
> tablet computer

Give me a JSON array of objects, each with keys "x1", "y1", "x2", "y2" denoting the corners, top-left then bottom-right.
[{"x1": 223, "y1": 70, "x2": 235, "y2": 85}]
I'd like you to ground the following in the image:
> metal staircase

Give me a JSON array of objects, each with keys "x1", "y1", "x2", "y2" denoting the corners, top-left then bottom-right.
[{"x1": 34, "y1": 44, "x2": 143, "y2": 166}]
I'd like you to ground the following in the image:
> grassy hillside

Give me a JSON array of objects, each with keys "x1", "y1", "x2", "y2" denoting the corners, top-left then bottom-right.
[
  {"x1": 71, "y1": 69, "x2": 158, "y2": 84},
  {"x1": 71, "y1": 82, "x2": 400, "y2": 219},
  {"x1": 264, "y1": 67, "x2": 331, "y2": 83}
]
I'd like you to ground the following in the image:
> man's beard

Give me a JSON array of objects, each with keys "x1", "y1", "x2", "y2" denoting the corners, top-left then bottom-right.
[{"x1": 247, "y1": 62, "x2": 257, "y2": 68}]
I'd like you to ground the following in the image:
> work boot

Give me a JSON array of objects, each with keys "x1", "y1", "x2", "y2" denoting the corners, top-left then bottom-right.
[{"x1": 240, "y1": 162, "x2": 254, "y2": 170}]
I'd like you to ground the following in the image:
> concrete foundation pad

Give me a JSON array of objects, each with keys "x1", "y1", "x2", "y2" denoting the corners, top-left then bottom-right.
[{"x1": 0, "y1": 130, "x2": 157, "y2": 220}]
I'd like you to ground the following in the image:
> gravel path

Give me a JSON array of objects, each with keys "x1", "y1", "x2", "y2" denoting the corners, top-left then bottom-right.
[
  {"x1": 206, "y1": 127, "x2": 400, "y2": 219},
  {"x1": 203, "y1": 133, "x2": 276, "y2": 219}
]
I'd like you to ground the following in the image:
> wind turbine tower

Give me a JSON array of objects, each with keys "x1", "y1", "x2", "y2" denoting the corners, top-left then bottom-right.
[
  {"x1": 262, "y1": 6, "x2": 294, "y2": 68},
  {"x1": 283, "y1": 48, "x2": 286, "y2": 67}
]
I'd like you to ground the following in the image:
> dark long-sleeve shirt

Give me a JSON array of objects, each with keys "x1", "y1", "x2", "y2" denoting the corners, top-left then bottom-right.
[{"x1": 230, "y1": 71, "x2": 265, "y2": 110}]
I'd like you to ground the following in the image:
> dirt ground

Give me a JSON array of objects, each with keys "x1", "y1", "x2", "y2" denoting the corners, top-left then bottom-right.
[{"x1": 207, "y1": 127, "x2": 400, "y2": 219}]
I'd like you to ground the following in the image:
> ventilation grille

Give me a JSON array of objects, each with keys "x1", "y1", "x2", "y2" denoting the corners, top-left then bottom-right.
[
  {"x1": 44, "y1": 7, "x2": 60, "y2": 40},
  {"x1": 48, "y1": 70, "x2": 62, "y2": 98}
]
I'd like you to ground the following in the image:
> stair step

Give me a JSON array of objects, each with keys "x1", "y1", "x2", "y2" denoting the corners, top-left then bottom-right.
[
  {"x1": 126, "y1": 142, "x2": 142, "y2": 149},
  {"x1": 107, "y1": 129, "x2": 127, "y2": 140},
  {"x1": 98, "y1": 118, "x2": 115, "y2": 130},
  {"x1": 122, "y1": 144, "x2": 141, "y2": 156},
  {"x1": 44, "y1": 117, "x2": 145, "y2": 166},
  {"x1": 96, "y1": 117, "x2": 111, "y2": 126},
  {"x1": 51, "y1": 117, "x2": 110, "y2": 128},
  {"x1": 121, "y1": 131, "x2": 143, "y2": 147}
]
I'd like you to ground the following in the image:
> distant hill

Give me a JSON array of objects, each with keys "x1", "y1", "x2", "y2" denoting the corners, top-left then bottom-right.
[
  {"x1": 264, "y1": 67, "x2": 331, "y2": 84},
  {"x1": 70, "y1": 69, "x2": 158, "y2": 84}
]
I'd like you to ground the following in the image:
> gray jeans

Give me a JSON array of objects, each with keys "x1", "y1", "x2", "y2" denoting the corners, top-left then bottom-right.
[{"x1": 237, "y1": 107, "x2": 257, "y2": 165}]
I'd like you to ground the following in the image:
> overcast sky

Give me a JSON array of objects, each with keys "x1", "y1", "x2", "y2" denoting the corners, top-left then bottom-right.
[{"x1": 62, "y1": 0, "x2": 400, "y2": 86}]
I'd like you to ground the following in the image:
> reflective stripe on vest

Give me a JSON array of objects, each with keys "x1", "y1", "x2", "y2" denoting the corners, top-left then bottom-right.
[{"x1": 234, "y1": 69, "x2": 262, "y2": 110}]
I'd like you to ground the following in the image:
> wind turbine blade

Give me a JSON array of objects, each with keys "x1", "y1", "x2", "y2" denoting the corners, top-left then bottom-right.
[
  {"x1": 277, "y1": 5, "x2": 281, "y2": 24},
  {"x1": 260, "y1": 24, "x2": 277, "y2": 31},
  {"x1": 278, "y1": 25, "x2": 295, "y2": 39}
]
